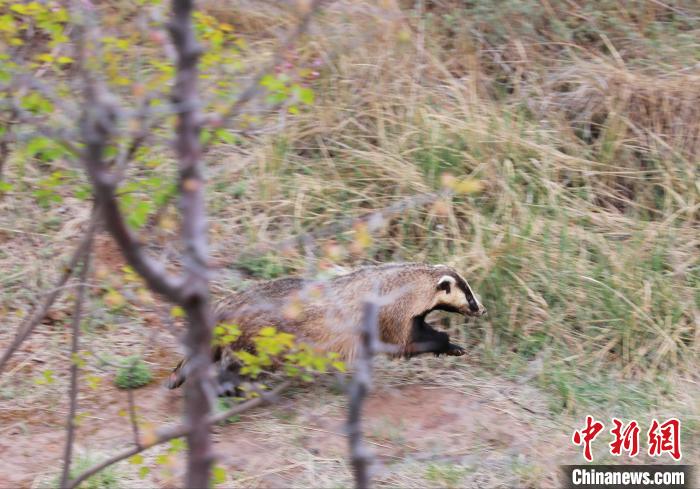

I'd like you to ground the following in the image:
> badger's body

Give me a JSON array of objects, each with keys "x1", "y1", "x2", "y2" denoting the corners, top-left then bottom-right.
[{"x1": 168, "y1": 262, "x2": 486, "y2": 392}]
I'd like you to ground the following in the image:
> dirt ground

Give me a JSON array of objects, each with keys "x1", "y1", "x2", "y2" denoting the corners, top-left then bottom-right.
[
  {"x1": 1, "y1": 235, "x2": 697, "y2": 488},
  {"x1": 0, "y1": 345, "x2": 579, "y2": 489}
]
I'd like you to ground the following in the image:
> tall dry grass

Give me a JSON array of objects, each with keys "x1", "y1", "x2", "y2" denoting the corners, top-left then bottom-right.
[{"x1": 204, "y1": 1, "x2": 699, "y2": 391}]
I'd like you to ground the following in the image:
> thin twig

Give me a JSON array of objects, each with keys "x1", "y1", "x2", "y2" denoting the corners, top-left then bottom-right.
[
  {"x1": 347, "y1": 300, "x2": 379, "y2": 489},
  {"x1": 0, "y1": 210, "x2": 98, "y2": 375},
  {"x1": 67, "y1": 381, "x2": 290, "y2": 489},
  {"x1": 127, "y1": 379, "x2": 142, "y2": 448},
  {"x1": 59, "y1": 232, "x2": 94, "y2": 488}
]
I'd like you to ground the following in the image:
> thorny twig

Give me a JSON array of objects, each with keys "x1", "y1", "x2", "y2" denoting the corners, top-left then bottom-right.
[
  {"x1": 347, "y1": 300, "x2": 380, "y2": 489},
  {"x1": 67, "y1": 381, "x2": 291, "y2": 489},
  {"x1": 0, "y1": 209, "x2": 98, "y2": 375},
  {"x1": 59, "y1": 233, "x2": 94, "y2": 488}
]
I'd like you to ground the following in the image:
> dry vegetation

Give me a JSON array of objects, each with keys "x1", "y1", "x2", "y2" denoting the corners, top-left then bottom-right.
[{"x1": 1, "y1": 0, "x2": 698, "y2": 487}]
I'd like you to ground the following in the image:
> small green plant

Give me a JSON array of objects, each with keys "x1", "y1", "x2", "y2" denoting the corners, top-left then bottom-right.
[
  {"x1": 425, "y1": 462, "x2": 468, "y2": 488},
  {"x1": 43, "y1": 455, "x2": 119, "y2": 489},
  {"x1": 216, "y1": 398, "x2": 242, "y2": 424},
  {"x1": 114, "y1": 356, "x2": 152, "y2": 390}
]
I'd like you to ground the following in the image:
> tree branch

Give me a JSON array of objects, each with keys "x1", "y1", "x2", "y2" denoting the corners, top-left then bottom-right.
[
  {"x1": 59, "y1": 233, "x2": 93, "y2": 488},
  {"x1": 67, "y1": 381, "x2": 290, "y2": 489},
  {"x1": 168, "y1": 0, "x2": 215, "y2": 485},
  {"x1": 0, "y1": 209, "x2": 98, "y2": 375},
  {"x1": 347, "y1": 300, "x2": 379, "y2": 489}
]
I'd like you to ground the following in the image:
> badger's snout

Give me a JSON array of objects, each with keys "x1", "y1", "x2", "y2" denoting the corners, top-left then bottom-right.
[{"x1": 464, "y1": 303, "x2": 486, "y2": 317}]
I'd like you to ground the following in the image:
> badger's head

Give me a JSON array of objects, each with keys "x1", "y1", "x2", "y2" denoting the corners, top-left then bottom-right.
[{"x1": 432, "y1": 268, "x2": 486, "y2": 317}]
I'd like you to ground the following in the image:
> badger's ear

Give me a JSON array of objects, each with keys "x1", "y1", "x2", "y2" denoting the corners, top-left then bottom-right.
[{"x1": 437, "y1": 275, "x2": 455, "y2": 293}]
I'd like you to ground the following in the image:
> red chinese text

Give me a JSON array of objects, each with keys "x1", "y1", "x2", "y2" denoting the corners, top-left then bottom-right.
[
  {"x1": 609, "y1": 418, "x2": 640, "y2": 457},
  {"x1": 647, "y1": 418, "x2": 682, "y2": 461},
  {"x1": 572, "y1": 415, "x2": 605, "y2": 462}
]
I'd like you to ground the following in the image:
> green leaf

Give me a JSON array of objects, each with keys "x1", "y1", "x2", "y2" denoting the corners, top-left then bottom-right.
[
  {"x1": 125, "y1": 200, "x2": 152, "y2": 229},
  {"x1": 138, "y1": 466, "x2": 150, "y2": 478},
  {"x1": 171, "y1": 306, "x2": 185, "y2": 318},
  {"x1": 74, "y1": 185, "x2": 92, "y2": 200},
  {"x1": 215, "y1": 128, "x2": 237, "y2": 145},
  {"x1": 129, "y1": 454, "x2": 144, "y2": 465},
  {"x1": 155, "y1": 454, "x2": 170, "y2": 465},
  {"x1": 0, "y1": 181, "x2": 13, "y2": 194},
  {"x1": 26, "y1": 136, "x2": 52, "y2": 157},
  {"x1": 296, "y1": 85, "x2": 315, "y2": 105},
  {"x1": 169, "y1": 438, "x2": 186, "y2": 453},
  {"x1": 212, "y1": 465, "x2": 227, "y2": 485}
]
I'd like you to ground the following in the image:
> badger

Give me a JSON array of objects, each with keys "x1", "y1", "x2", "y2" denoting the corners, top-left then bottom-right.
[{"x1": 168, "y1": 262, "x2": 486, "y2": 394}]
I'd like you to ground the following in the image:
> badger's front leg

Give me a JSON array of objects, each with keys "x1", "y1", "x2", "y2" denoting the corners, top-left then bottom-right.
[{"x1": 405, "y1": 316, "x2": 466, "y2": 357}]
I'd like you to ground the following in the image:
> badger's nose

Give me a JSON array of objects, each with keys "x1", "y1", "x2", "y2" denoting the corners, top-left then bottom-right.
[{"x1": 477, "y1": 305, "x2": 487, "y2": 316}]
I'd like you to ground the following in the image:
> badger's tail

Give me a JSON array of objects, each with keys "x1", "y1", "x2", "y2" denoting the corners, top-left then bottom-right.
[{"x1": 166, "y1": 358, "x2": 187, "y2": 389}]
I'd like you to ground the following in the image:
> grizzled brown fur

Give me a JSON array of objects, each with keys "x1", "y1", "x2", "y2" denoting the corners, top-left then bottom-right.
[{"x1": 168, "y1": 263, "x2": 485, "y2": 390}]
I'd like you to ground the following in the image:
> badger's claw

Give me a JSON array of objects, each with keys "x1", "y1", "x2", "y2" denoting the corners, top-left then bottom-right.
[{"x1": 446, "y1": 343, "x2": 466, "y2": 356}]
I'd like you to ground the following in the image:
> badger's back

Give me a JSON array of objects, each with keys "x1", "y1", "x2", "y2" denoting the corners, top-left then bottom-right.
[{"x1": 213, "y1": 263, "x2": 440, "y2": 359}]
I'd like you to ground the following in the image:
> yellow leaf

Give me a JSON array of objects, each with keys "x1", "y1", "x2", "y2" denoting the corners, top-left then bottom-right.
[
  {"x1": 103, "y1": 289, "x2": 126, "y2": 309},
  {"x1": 454, "y1": 178, "x2": 484, "y2": 194},
  {"x1": 86, "y1": 375, "x2": 102, "y2": 390},
  {"x1": 352, "y1": 222, "x2": 372, "y2": 252},
  {"x1": 170, "y1": 306, "x2": 185, "y2": 318},
  {"x1": 129, "y1": 454, "x2": 144, "y2": 465},
  {"x1": 259, "y1": 326, "x2": 276, "y2": 337},
  {"x1": 36, "y1": 53, "x2": 53, "y2": 63}
]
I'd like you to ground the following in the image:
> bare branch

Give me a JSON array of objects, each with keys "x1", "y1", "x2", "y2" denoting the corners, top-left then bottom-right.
[
  {"x1": 67, "y1": 381, "x2": 291, "y2": 489},
  {"x1": 112, "y1": 93, "x2": 155, "y2": 172},
  {"x1": 59, "y1": 235, "x2": 93, "y2": 488},
  {"x1": 127, "y1": 382, "x2": 142, "y2": 448},
  {"x1": 168, "y1": 0, "x2": 215, "y2": 485},
  {"x1": 0, "y1": 210, "x2": 98, "y2": 375},
  {"x1": 347, "y1": 300, "x2": 380, "y2": 489}
]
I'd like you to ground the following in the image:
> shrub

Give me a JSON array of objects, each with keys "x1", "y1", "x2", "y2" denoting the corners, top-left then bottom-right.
[{"x1": 114, "y1": 356, "x2": 152, "y2": 390}]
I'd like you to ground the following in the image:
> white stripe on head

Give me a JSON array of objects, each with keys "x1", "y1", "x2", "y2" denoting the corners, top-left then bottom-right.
[{"x1": 437, "y1": 275, "x2": 456, "y2": 288}]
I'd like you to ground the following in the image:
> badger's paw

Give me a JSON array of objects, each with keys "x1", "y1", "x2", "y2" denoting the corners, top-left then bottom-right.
[{"x1": 446, "y1": 343, "x2": 466, "y2": 356}]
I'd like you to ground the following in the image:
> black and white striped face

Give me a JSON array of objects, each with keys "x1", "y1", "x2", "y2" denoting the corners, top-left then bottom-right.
[{"x1": 434, "y1": 272, "x2": 486, "y2": 317}]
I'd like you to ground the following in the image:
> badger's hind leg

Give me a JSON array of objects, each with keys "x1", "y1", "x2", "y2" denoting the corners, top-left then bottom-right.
[
  {"x1": 406, "y1": 316, "x2": 466, "y2": 357},
  {"x1": 216, "y1": 364, "x2": 242, "y2": 397},
  {"x1": 215, "y1": 349, "x2": 244, "y2": 397}
]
